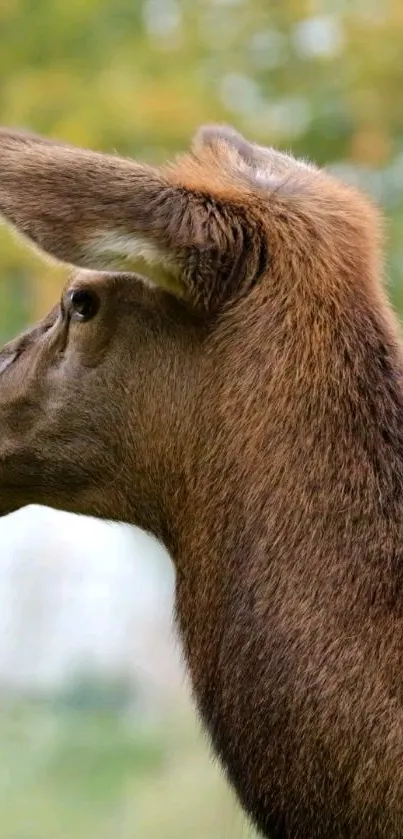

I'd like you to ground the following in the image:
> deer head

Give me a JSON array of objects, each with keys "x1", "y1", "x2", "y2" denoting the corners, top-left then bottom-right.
[
  {"x1": 1, "y1": 125, "x2": 403, "y2": 838},
  {"x1": 0, "y1": 125, "x2": 269, "y2": 532},
  {"x1": 0, "y1": 124, "x2": 331, "y2": 531}
]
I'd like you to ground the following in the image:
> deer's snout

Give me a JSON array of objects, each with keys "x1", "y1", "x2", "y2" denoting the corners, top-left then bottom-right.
[{"x1": 0, "y1": 349, "x2": 18, "y2": 376}]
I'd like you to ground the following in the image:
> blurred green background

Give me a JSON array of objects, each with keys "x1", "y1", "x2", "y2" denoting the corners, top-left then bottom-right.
[{"x1": 0, "y1": 1, "x2": 403, "y2": 837}]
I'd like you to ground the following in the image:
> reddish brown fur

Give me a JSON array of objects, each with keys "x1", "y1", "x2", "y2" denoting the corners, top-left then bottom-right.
[{"x1": 0, "y1": 125, "x2": 403, "y2": 837}]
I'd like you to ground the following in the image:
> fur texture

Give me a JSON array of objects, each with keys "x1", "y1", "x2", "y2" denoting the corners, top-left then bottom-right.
[{"x1": 0, "y1": 124, "x2": 403, "y2": 837}]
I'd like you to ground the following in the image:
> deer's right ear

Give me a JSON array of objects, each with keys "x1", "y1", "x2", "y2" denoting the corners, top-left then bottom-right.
[{"x1": 0, "y1": 127, "x2": 269, "y2": 311}]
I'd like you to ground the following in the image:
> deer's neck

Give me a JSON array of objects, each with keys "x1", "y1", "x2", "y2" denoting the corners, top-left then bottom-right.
[{"x1": 171, "y1": 293, "x2": 403, "y2": 838}]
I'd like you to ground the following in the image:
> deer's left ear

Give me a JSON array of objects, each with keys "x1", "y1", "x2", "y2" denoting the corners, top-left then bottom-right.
[
  {"x1": 193, "y1": 123, "x2": 317, "y2": 181},
  {"x1": 0, "y1": 125, "x2": 270, "y2": 311}
]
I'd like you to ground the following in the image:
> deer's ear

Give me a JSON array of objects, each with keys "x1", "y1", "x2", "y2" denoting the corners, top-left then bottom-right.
[
  {"x1": 193, "y1": 123, "x2": 316, "y2": 183},
  {"x1": 0, "y1": 127, "x2": 269, "y2": 311}
]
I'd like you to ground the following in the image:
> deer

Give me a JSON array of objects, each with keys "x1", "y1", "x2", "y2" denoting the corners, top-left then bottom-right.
[{"x1": 0, "y1": 123, "x2": 403, "y2": 838}]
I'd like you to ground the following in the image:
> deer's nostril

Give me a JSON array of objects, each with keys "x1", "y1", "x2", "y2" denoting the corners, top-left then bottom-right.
[{"x1": 68, "y1": 288, "x2": 100, "y2": 322}]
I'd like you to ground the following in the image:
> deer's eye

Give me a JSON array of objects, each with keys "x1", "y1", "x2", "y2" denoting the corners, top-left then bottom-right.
[{"x1": 68, "y1": 289, "x2": 100, "y2": 322}]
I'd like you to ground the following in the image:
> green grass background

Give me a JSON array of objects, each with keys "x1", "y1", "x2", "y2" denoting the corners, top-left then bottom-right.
[{"x1": 0, "y1": 697, "x2": 256, "y2": 838}]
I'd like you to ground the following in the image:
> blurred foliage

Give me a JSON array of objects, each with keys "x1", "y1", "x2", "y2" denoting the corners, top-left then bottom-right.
[
  {"x1": 1, "y1": 0, "x2": 403, "y2": 341},
  {"x1": 0, "y1": 700, "x2": 253, "y2": 838},
  {"x1": 51, "y1": 669, "x2": 136, "y2": 713}
]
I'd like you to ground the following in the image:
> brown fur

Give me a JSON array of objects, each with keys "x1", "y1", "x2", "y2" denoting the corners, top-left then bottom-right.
[{"x1": 0, "y1": 124, "x2": 403, "y2": 837}]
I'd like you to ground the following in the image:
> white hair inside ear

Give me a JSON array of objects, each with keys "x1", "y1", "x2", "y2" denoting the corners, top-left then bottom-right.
[{"x1": 86, "y1": 230, "x2": 181, "y2": 291}]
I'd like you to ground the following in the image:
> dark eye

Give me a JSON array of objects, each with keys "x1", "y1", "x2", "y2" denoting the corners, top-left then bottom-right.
[{"x1": 68, "y1": 288, "x2": 100, "y2": 322}]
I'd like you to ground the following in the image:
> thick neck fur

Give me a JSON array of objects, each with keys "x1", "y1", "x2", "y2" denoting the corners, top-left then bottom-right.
[{"x1": 171, "y1": 188, "x2": 403, "y2": 837}]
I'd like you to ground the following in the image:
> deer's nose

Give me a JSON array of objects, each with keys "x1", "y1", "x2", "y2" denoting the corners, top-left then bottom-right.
[{"x1": 0, "y1": 351, "x2": 18, "y2": 376}]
